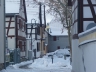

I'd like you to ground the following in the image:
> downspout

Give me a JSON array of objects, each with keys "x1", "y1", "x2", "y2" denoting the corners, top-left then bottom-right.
[{"x1": 4, "y1": 0, "x2": 6, "y2": 69}]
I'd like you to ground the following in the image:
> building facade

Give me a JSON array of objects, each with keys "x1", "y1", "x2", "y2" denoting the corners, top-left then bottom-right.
[
  {"x1": 48, "y1": 34, "x2": 69, "y2": 52},
  {"x1": 68, "y1": 0, "x2": 96, "y2": 72},
  {"x1": 5, "y1": 0, "x2": 27, "y2": 59},
  {"x1": 26, "y1": 23, "x2": 41, "y2": 59}
]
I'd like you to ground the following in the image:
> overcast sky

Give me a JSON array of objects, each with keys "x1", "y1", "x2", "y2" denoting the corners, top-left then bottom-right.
[{"x1": 6, "y1": 0, "x2": 54, "y2": 23}]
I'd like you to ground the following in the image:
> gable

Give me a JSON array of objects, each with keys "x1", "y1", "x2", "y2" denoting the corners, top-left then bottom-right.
[{"x1": 19, "y1": 0, "x2": 27, "y2": 22}]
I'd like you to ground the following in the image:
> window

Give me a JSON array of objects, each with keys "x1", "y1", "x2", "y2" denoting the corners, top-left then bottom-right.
[
  {"x1": 24, "y1": 24, "x2": 26, "y2": 32},
  {"x1": 24, "y1": 42, "x2": 26, "y2": 51},
  {"x1": 57, "y1": 46, "x2": 60, "y2": 49},
  {"x1": 35, "y1": 28, "x2": 37, "y2": 40},
  {"x1": 37, "y1": 26, "x2": 40, "y2": 35},
  {"x1": 19, "y1": 19, "x2": 23, "y2": 29},
  {"x1": 19, "y1": 41, "x2": 22, "y2": 51},
  {"x1": 68, "y1": 0, "x2": 72, "y2": 6},
  {"x1": 53, "y1": 36, "x2": 56, "y2": 41},
  {"x1": 43, "y1": 42, "x2": 45, "y2": 50},
  {"x1": 37, "y1": 42, "x2": 40, "y2": 51}
]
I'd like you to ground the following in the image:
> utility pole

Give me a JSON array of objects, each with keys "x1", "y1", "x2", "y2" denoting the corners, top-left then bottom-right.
[
  {"x1": 0, "y1": 0, "x2": 6, "y2": 69},
  {"x1": 44, "y1": 5, "x2": 46, "y2": 28},
  {"x1": 39, "y1": 2, "x2": 43, "y2": 56},
  {"x1": 29, "y1": 19, "x2": 36, "y2": 61},
  {"x1": 30, "y1": 24, "x2": 33, "y2": 60}
]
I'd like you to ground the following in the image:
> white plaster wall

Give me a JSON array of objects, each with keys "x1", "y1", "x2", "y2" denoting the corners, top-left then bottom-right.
[
  {"x1": 83, "y1": 7, "x2": 93, "y2": 18},
  {"x1": 6, "y1": 17, "x2": 14, "y2": 22},
  {"x1": 83, "y1": 0, "x2": 96, "y2": 4},
  {"x1": 8, "y1": 37, "x2": 15, "y2": 50},
  {"x1": 36, "y1": 51, "x2": 40, "y2": 58},
  {"x1": 72, "y1": 39, "x2": 82, "y2": 72},
  {"x1": 5, "y1": 17, "x2": 15, "y2": 50},
  {"x1": 83, "y1": 0, "x2": 96, "y2": 31},
  {"x1": 26, "y1": 38, "x2": 41, "y2": 58},
  {"x1": 79, "y1": 41, "x2": 96, "y2": 72},
  {"x1": 26, "y1": 25, "x2": 41, "y2": 58},
  {"x1": 18, "y1": 30, "x2": 26, "y2": 37},
  {"x1": 20, "y1": 52, "x2": 25, "y2": 57},
  {"x1": 26, "y1": 40, "x2": 30, "y2": 58}
]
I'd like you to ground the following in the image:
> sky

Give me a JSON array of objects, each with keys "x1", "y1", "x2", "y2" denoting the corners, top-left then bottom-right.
[
  {"x1": 5, "y1": 0, "x2": 67, "y2": 35},
  {"x1": 6, "y1": 0, "x2": 54, "y2": 23}
]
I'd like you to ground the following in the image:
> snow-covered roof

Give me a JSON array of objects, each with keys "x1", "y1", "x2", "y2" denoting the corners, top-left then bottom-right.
[
  {"x1": 47, "y1": 19, "x2": 68, "y2": 36},
  {"x1": 5, "y1": 0, "x2": 20, "y2": 13}
]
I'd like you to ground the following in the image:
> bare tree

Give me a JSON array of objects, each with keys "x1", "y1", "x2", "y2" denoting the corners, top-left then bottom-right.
[
  {"x1": 33, "y1": 0, "x2": 72, "y2": 62},
  {"x1": 45, "y1": 0, "x2": 72, "y2": 62}
]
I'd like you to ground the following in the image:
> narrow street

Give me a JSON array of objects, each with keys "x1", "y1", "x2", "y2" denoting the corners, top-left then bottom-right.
[{"x1": 0, "y1": 49, "x2": 71, "y2": 72}]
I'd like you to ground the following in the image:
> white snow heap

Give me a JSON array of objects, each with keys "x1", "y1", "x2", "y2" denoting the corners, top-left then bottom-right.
[
  {"x1": 0, "y1": 49, "x2": 72, "y2": 72},
  {"x1": 28, "y1": 49, "x2": 71, "y2": 69}
]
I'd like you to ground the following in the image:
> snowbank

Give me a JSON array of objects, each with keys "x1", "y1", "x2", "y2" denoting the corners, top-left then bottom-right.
[
  {"x1": 7, "y1": 60, "x2": 32, "y2": 69},
  {"x1": 28, "y1": 49, "x2": 71, "y2": 69}
]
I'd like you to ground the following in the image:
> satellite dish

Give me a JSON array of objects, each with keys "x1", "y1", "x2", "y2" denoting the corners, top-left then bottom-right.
[{"x1": 86, "y1": 23, "x2": 96, "y2": 30}]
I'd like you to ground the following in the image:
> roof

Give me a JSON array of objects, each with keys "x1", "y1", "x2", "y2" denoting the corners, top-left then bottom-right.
[
  {"x1": 6, "y1": 13, "x2": 19, "y2": 17},
  {"x1": 46, "y1": 19, "x2": 68, "y2": 36},
  {"x1": 49, "y1": 30, "x2": 68, "y2": 36}
]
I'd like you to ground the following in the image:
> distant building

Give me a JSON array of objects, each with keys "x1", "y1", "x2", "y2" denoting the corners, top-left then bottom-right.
[
  {"x1": 47, "y1": 33, "x2": 69, "y2": 52},
  {"x1": 26, "y1": 23, "x2": 47, "y2": 59},
  {"x1": 45, "y1": 20, "x2": 69, "y2": 52}
]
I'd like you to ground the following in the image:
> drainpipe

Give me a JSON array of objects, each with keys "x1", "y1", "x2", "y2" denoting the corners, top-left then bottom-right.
[
  {"x1": 4, "y1": 0, "x2": 6, "y2": 69},
  {"x1": 44, "y1": 5, "x2": 46, "y2": 28}
]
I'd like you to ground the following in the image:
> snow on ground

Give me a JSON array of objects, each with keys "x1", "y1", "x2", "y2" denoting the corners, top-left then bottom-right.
[
  {"x1": 28, "y1": 49, "x2": 71, "y2": 69},
  {"x1": 0, "y1": 49, "x2": 71, "y2": 72}
]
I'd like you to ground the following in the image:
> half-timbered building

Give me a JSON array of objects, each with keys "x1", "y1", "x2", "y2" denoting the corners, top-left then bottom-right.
[
  {"x1": 68, "y1": 0, "x2": 96, "y2": 72},
  {"x1": 26, "y1": 23, "x2": 41, "y2": 59},
  {"x1": 6, "y1": 0, "x2": 27, "y2": 58}
]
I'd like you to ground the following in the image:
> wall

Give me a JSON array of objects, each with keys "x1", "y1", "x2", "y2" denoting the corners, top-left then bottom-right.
[
  {"x1": 83, "y1": 0, "x2": 96, "y2": 31},
  {"x1": 0, "y1": 0, "x2": 5, "y2": 65},
  {"x1": 6, "y1": 17, "x2": 15, "y2": 50},
  {"x1": 79, "y1": 27, "x2": 96, "y2": 72},
  {"x1": 26, "y1": 25, "x2": 41, "y2": 58},
  {"x1": 48, "y1": 35, "x2": 69, "y2": 52}
]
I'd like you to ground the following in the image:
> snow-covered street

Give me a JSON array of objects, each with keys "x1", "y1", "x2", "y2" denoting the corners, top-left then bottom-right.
[{"x1": 0, "y1": 49, "x2": 72, "y2": 72}]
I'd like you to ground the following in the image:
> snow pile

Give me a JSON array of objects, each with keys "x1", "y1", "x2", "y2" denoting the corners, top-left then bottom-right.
[
  {"x1": 0, "y1": 49, "x2": 71, "y2": 72},
  {"x1": 28, "y1": 49, "x2": 71, "y2": 69},
  {"x1": 7, "y1": 60, "x2": 32, "y2": 69}
]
